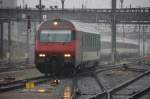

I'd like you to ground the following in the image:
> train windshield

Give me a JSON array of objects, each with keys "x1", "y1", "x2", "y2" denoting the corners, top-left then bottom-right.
[{"x1": 40, "y1": 30, "x2": 71, "y2": 42}]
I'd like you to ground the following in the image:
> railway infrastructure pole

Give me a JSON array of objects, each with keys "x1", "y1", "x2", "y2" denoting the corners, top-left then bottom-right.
[
  {"x1": 142, "y1": 25, "x2": 145, "y2": 57},
  {"x1": 39, "y1": 0, "x2": 42, "y2": 23},
  {"x1": 61, "y1": 0, "x2": 65, "y2": 10},
  {"x1": 111, "y1": 0, "x2": 117, "y2": 64},
  {"x1": 38, "y1": 0, "x2": 42, "y2": 23},
  {"x1": 8, "y1": 18, "x2": 11, "y2": 64},
  {"x1": 36, "y1": 0, "x2": 45, "y2": 23},
  {"x1": 0, "y1": 22, "x2": 3, "y2": 59},
  {"x1": 25, "y1": 15, "x2": 31, "y2": 63},
  {"x1": 138, "y1": 25, "x2": 141, "y2": 57},
  {"x1": 120, "y1": 0, "x2": 124, "y2": 9},
  {"x1": 26, "y1": 29, "x2": 30, "y2": 63}
]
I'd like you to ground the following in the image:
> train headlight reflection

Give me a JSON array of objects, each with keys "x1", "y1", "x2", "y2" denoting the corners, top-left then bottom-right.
[
  {"x1": 64, "y1": 54, "x2": 71, "y2": 58},
  {"x1": 38, "y1": 89, "x2": 46, "y2": 93},
  {"x1": 53, "y1": 21, "x2": 58, "y2": 26},
  {"x1": 39, "y1": 54, "x2": 46, "y2": 57},
  {"x1": 63, "y1": 86, "x2": 72, "y2": 99}
]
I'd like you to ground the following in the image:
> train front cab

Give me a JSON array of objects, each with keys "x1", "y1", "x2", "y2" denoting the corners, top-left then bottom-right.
[
  {"x1": 35, "y1": 52, "x2": 75, "y2": 75},
  {"x1": 35, "y1": 20, "x2": 76, "y2": 75}
]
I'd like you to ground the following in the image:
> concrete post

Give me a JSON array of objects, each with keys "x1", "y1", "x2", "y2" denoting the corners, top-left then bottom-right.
[
  {"x1": 139, "y1": 25, "x2": 141, "y2": 57},
  {"x1": 0, "y1": 22, "x2": 3, "y2": 59},
  {"x1": 142, "y1": 25, "x2": 145, "y2": 57},
  {"x1": 26, "y1": 29, "x2": 30, "y2": 63},
  {"x1": 111, "y1": 0, "x2": 117, "y2": 64},
  {"x1": 8, "y1": 19, "x2": 11, "y2": 63}
]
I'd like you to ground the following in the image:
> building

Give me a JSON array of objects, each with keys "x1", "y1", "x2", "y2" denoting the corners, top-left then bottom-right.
[{"x1": 0, "y1": 0, "x2": 17, "y2": 8}]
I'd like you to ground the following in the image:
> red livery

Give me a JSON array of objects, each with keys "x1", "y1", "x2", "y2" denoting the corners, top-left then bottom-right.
[{"x1": 35, "y1": 19, "x2": 101, "y2": 76}]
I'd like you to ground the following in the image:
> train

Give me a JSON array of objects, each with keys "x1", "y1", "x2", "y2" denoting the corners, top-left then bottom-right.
[
  {"x1": 143, "y1": 55, "x2": 150, "y2": 65},
  {"x1": 35, "y1": 19, "x2": 101, "y2": 76}
]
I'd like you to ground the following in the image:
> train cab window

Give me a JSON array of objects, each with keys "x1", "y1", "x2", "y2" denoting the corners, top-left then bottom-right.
[
  {"x1": 71, "y1": 30, "x2": 76, "y2": 40},
  {"x1": 40, "y1": 30, "x2": 71, "y2": 42}
]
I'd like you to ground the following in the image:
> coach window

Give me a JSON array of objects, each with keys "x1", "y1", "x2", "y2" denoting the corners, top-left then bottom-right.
[
  {"x1": 98, "y1": 36, "x2": 100, "y2": 49},
  {"x1": 96, "y1": 36, "x2": 98, "y2": 49},
  {"x1": 90, "y1": 35, "x2": 93, "y2": 48},
  {"x1": 91, "y1": 36, "x2": 92, "y2": 48},
  {"x1": 86, "y1": 34, "x2": 88, "y2": 49},
  {"x1": 94, "y1": 35, "x2": 95, "y2": 48},
  {"x1": 88, "y1": 35, "x2": 90, "y2": 48},
  {"x1": 84, "y1": 34, "x2": 86, "y2": 48},
  {"x1": 88, "y1": 35, "x2": 89, "y2": 49},
  {"x1": 93, "y1": 35, "x2": 94, "y2": 48},
  {"x1": 85, "y1": 35, "x2": 87, "y2": 48},
  {"x1": 91, "y1": 35, "x2": 93, "y2": 48},
  {"x1": 86, "y1": 35, "x2": 88, "y2": 48},
  {"x1": 82, "y1": 35, "x2": 84, "y2": 48}
]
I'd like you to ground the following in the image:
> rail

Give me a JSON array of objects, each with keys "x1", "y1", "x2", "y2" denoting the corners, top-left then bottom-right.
[
  {"x1": 128, "y1": 85, "x2": 150, "y2": 99},
  {"x1": 90, "y1": 70, "x2": 150, "y2": 99},
  {"x1": 0, "y1": 76, "x2": 49, "y2": 92}
]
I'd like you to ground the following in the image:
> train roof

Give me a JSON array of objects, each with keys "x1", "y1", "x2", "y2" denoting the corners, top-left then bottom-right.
[
  {"x1": 70, "y1": 20, "x2": 100, "y2": 34},
  {"x1": 37, "y1": 19, "x2": 139, "y2": 45},
  {"x1": 38, "y1": 19, "x2": 100, "y2": 34}
]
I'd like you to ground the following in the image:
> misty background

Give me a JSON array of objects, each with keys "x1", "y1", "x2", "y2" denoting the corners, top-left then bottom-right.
[{"x1": 17, "y1": 0, "x2": 150, "y2": 9}]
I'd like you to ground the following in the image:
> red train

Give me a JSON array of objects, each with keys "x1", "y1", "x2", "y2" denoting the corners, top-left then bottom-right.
[{"x1": 35, "y1": 19, "x2": 101, "y2": 76}]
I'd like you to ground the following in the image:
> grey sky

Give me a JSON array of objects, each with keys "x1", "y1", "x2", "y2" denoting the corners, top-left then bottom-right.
[{"x1": 17, "y1": 0, "x2": 150, "y2": 9}]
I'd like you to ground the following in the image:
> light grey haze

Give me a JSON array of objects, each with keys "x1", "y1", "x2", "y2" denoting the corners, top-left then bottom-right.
[{"x1": 18, "y1": 0, "x2": 150, "y2": 8}]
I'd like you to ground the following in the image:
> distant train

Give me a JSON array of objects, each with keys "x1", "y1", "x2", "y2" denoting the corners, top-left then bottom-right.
[
  {"x1": 35, "y1": 19, "x2": 101, "y2": 76},
  {"x1": 143, "y1": 55, "x2": 150, "y2": 65}
]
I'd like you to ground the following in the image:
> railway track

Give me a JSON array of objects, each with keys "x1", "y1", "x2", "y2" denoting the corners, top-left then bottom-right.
[
  {"x1": 73, "y1": 61, "x2": 146, "y2": 98},
  {"x1": 0, "y1": 62, "x2": 34, "y2": 73},
  {"x1": 74, "y1": 66, "x2": 107, "y2": 99},
  {"x1": 0, "y1": 72, "x2": 78, "y2": 99},
  {"x1": 90, "y1": 69, "x2": 150, "y2": 99},
  {"x1": 0, "y1": 75, "x2": 76, "y2": 98},
  {"x1": 0, "y1": 76, "x2": 49, "y2": 92},
  {"x1": 0, "y1": 60, "x2": 147, "y2": 99},
  {"x1": 128, "y1": 85, "x2": 150, "y2": 99}
]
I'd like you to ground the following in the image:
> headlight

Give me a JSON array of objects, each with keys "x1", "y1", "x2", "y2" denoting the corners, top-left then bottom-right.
[
  {"x1": 39, "y1": 54, "x2": 46, "y2": 57},
  {"x1": 53, "y1": 21, "x2": 58, "y2": 26},
  {"x1": 64, "y1": 54, "x2": 71, "y2": 58}
]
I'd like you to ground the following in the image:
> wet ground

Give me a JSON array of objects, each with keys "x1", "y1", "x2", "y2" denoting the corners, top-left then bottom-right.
[{"x1": 0, "y1": 63, "x2": 149, "y2": 99}]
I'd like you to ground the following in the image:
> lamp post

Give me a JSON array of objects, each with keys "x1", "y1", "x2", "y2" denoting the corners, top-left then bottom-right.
[
  {"x1": 120, "y1": 0, "x2": 124, "y2": 8},
  {"x1": 39, "y1": 0, "x2": 42, "y2": 23},
  {"x1": 25, "y1": 15, "x2": 31, "y2": 63},
  {"x1": 0, "y1": 0, "x2": 2, "y2": 8},
  {"x1": 22, "y1": 0, "x2": 25, "y2": 8},
  {"x1": 61, "y1": 0, "x2": 65, "y2": 10},
  {"x1": 111, "y1": 0, "x2": 117, "y2": 64},
  {"x1": 0, "y1": 22, "x2": 3, "y2": 59}
]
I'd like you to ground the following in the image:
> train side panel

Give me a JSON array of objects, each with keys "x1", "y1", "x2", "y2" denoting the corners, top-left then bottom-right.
[
  {"x1": 74, "y1": 31, "x2": 82, "y2": 67},
  {"x1": 75, "y1": 31, "x2": 101, "y2": 68}
]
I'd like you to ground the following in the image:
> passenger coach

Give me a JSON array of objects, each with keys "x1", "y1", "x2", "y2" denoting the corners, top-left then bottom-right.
[{"x1": 35, "y1": 19, "x2": 101, "y2": 76}]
